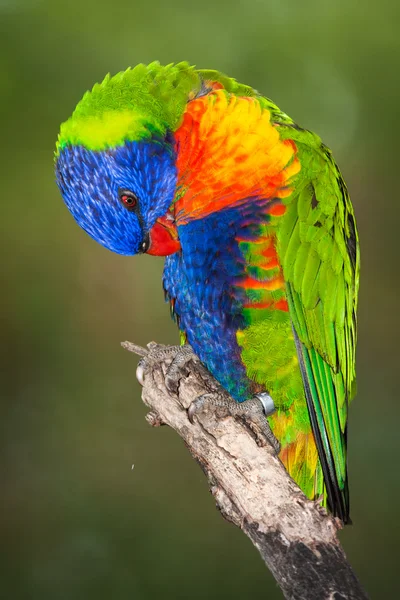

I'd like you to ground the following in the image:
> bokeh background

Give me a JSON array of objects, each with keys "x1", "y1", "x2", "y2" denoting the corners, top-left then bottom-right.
[{"x1": 1, "y1": 1, "x2": 399, "y2": 598}]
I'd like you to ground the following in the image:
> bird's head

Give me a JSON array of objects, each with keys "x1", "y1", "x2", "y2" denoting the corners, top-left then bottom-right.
[
  {"x1": 56, "y1": 62, "x2": 289, "y2": 254},
  {"x1": 55, "y1": 62, "x2": 200, "y2": 256}
]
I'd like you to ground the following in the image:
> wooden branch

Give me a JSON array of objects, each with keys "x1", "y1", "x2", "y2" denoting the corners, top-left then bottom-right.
[{"x1": 122, "y1": 341, "x2": 368, "y2": 600}]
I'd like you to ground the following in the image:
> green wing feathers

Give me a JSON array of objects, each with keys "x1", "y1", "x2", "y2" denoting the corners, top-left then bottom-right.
[{"x1": 277, "y1": 143, "x2": 359, "y2": 522}]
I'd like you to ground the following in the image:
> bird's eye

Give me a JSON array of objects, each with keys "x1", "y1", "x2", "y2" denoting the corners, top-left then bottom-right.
[{"x1": 119, "y1": 190, "x2": 138, "y2": 210}]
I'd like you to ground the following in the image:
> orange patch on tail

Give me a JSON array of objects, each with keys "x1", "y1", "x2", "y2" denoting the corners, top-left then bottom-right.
[{"x1": 273, "y1": 413, "x2": 320, "y2": 500}]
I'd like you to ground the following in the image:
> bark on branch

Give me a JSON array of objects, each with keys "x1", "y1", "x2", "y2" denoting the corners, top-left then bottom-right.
[{"x1": 122, "y1": 341, "x2": 368, "y2": 600}]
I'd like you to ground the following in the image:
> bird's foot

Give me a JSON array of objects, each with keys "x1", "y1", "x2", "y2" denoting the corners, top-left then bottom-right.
[
  {"x1": 136, "y1": 342, "x2": 200, "y2": 390},
  {"x1": 188, "y1": 390, "x2": 280, "y2": 453},
  {"x1": 164, "y1": 345, "x2": 202, "y2": 394},
  {"x1": 135, "y1": 342, "x2": 279, "y2": 453}
]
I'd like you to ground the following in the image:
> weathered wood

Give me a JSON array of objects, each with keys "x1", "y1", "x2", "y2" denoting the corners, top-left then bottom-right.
[{"x1": 122, "y1": 341, "x2": 368, "y2": 600}]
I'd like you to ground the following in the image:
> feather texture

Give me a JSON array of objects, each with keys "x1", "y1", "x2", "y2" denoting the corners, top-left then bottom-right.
[{"x1": 56, "y1": 62, "x2": 360, "y2": 522}]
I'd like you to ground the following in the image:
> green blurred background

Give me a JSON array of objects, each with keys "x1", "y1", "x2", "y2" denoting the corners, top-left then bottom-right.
[{"x1": 1, "y1": 1, "x2": 399, "y2": 598}]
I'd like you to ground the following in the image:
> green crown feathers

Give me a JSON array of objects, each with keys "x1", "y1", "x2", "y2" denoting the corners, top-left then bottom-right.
[
  {"x1": 56, "y1": 62, "x2": 201, "y2": 154},
  {"x1": 56, "y1": 61, "x2": 263, "y2": 155}
]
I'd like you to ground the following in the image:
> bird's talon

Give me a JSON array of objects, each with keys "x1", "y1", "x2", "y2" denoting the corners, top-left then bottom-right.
[
  {"x1": 164, "y1": 345, "x2": 199, "y2": 395},
  {"x1": 187, "y1": 401, "x2": 198, "y2": 424},
  {"x1": 187, "y1": 396, "x2": 206, "y2": 424},
  {"x1": 187, "y1": 405, "x2": 195, "y2": 424},
  {"x1": 136, "y1": 360, "x2": 146, "y2": 386},
  {"x1": 166, "y1": 378, "x2": 180, "y2": 395},
  {"x1": 136, "y1": 343, "x2": 188, "y2": 388},
  {"x1": 165, "y1": 377, "x2": 178, "y2": 394}
]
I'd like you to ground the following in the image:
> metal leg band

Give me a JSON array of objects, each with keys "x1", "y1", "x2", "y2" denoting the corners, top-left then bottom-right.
[{"x1": 254, "y1": 392, "x2": 276, "y2": 416}]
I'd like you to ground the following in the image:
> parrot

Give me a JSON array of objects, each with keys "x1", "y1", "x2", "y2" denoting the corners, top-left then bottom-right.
[{"x1": 55, "y1": 62, "x2": 359, "y2": 523}]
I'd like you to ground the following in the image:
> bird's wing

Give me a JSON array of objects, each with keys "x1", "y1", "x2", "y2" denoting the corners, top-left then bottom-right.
[{"x1": 278, "y1": 143, "x2": 359, "y2": 521}]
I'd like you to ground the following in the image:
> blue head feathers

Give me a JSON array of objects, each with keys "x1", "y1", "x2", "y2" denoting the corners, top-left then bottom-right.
[{"x1": 56, "y1": 140, "x2": 177, "y2": 255}]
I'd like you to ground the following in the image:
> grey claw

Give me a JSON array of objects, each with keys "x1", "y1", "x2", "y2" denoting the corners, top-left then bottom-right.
[
  {"x1": 165, "y1": 345, "x2": 199, "y2": 395},
  {"x1": 187, "y1": 396, "x2": 203, "y2": 424},
  {"x1": 187, "y1": 404, "x2": 196, "y2": 424},
  {"x1": 165, "y1": 374, "x2": 179, "y2": 395},
  {"x1": 136, "y1": 361, "x2": 146, "y2": 386}
]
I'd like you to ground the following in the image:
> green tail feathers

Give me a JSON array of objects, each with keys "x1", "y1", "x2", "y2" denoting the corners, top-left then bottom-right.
[{"x1": 293, "y1": 326, "x2": 350, "y2": 521}]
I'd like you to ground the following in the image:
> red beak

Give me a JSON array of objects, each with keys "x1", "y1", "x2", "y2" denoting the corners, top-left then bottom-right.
[{"x1": 147, "y1": 212, "x2": 181, "y2": 256}]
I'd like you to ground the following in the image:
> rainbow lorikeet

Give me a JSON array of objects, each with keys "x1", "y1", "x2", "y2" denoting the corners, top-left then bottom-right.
[{"x1": 55, "y1": 62, "x2": 359, "y2": 523}]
